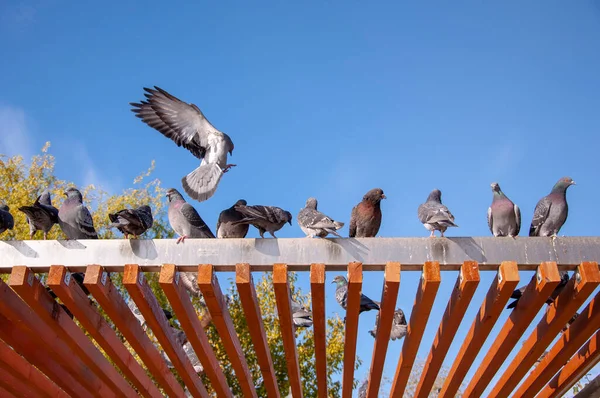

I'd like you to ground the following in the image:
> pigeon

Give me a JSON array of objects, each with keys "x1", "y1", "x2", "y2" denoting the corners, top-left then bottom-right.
[
  {"x1": 58, "y1": 187, "x2": 98, "y2": 239},
  {"x1": 331, "y1": 275, "x2": 380, "y2": 314},
  {"x1": 108, "y1": 205, "x2": 154, "y2": 238},
  {"x1": 349, "y1": 188, "x2": 386, "y2": 238},
  {"x1": 290, "y1": 298, "x2": 313, "y2": 330},
  {"x1": 160, "y1": 342, "x2": 204, "y2": 374},
  {"x1": 529, "y1": 177, "x2": 576, "y2": 237},
  {"x1": 131, "y1": 86, "x2": 235, "y2": 202},
  {"x1": 506, "y1": 271, "x2": 570, "y2": 309},
  {"x1": 166, "y1": 188, "x2": 215, "y2": 243},
  {"x1": 358, "y1": 379, "x2": 368, "y2": 398},
  {"x1": 0, "y1": 204, "x2": 14, "y2": 235},
  {"x1": 487, "y1": 183, "x2": 521, "y2": 237},
  {"x1": 127, "y1": 299, "x2": 178, "y2": 331},
  {"x1": 297, "y1": 197, "x2": 344, "y2": 238},
  {"x1": 369, "y1": 307, "x2": 407, "y2": 341},
  {"x1": 230, "y1": 204, "x2": 292, "y2": 238},
  {"x1": 18, "y1": 190, "x2": 59, "y2": 239},
  {"x1": 417, "y1": 189, "x2": 458, "y2": 238},
  {"x1": 216, "y1": 199, "x2": 249, "y2": 238}
]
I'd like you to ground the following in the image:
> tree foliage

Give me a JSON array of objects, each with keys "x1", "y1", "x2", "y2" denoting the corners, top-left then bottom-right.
[{"x1": 0, "y1": 144, "x2": 351, "y2": 397}]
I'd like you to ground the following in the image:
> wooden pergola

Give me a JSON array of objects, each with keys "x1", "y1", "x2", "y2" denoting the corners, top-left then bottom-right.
[{"x1": 0, "y1": 237, "x2": 599, "y2": 397}]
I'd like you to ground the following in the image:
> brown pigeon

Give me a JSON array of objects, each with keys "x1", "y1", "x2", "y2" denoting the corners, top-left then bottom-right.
[{"x1": 349, "y1": 188, "x2": 386, "y2": 237}]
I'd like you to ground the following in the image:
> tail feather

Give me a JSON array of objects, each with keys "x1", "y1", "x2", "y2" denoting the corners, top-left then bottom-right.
[
  {"x1": 325, "y1": 228, "x2": 341, "y2": 237},
  {"x1": 333, "y1": 221, "x2": 344, "y2": 230},
  {"x1": 181, "y1": 163, "x2": 223, "y2": 202}
]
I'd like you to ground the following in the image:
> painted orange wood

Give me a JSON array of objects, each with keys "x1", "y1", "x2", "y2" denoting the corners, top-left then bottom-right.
[
  {"x1": 342, "y1": 262, "x2": 363, "y2": 398},
  {"x1": 235, "y1": 263, "x2": 280, "y2": 398},
  {"x1": 310, "y1": 263, "x2": 328, "y2": 398},
  {"x1": 159, "y1": 264, "x2": 233, "y2": 398},
  {"x1": 83, "y1": 264, "x2": 186, "y2": 397},
  {"x1": 439, "y1": 261, "x2": 519, "y2": 397},
  {"x1": 390, "y1": 261, "x2": 441, "y2": 398}
]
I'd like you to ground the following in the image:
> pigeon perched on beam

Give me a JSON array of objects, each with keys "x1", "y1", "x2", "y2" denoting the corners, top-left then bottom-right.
[
  {"x1": 332, "y1": 275, "x2": 380, "y2": 314},
  {"x1": 487, "y1": 183, "x2": 521, "y2": 237},
  {"x1": 369, "y1": 307, "x2": 407, "y2": 341},
  {"x1": 230, "y1": 204, "x2": 292, "y2": 238},
  {"x1": 58, "y1": 187, "x2": 98, "y2": 240},
  {"x1": 418, "y1": 189, "x2": 458, "y2": 237},
  {"x1": 18, "y1": 190, "x2": 59, "y2": 239},
  {"x1": 529, "y1": 177, "x2": 576, "y2": 237},
  {"x1": 166, "y1": 188, "x2": 215, "y2": 243},
  {"x1": 291, "y1": 298, "x2": 313, "y2": 330},
  {"x1": 0, "y1": 204, "x2": 14, "y2": 235},
  {"x1": 349, "y1": 188, "x2": 386, "y2": 238},
  {"x1": 108, "y1": 205, "x2": 153, "y2": 238},
  {"x1": 506, "y1": 271, "x2": 570, "y2": 309},
  {"x1": 216, "y1": 199, "x2": 249, "y2": 238},
  {"x1": 297, "y1": 197, "x2": 344, "y2": 238},
  {"x1": 131, "y1": 86, "x2": 236, "y2": 202}
]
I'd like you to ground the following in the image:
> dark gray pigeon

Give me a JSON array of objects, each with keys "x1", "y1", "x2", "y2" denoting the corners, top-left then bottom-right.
[
  {"x1": 216, "y1": 199, "x2": 249, "y2": 238},
  {"x1": 230, "y1": 204, "x2": 292, "y2": 238},
  {"x1": 506, "y1": 271, "x2": 570, "y2": 309},
  {"x1": 369, "y1": 307, "x2": 407, "y2": 341},
  {"x1": 487, "y1": 183, "x2": 521, "y2": 237},
  {"x1": 349, "y1": 188, "x2": 386, "y2": 238},
  {"x1": 166, "y1": 188, "x2": 215, "y2": 243},
  {"x1": 297, "y1": 197, "x2": 344, "y2": 238},
  {"x1": 290, "y1": 298, "x2": 313, "y2": 330},
  {"x1": 0, "y1": 204, "x2": 14, "y2": 235},
  {"x1": 131, "y1": 87, "x2": 236, "y2": 202},
  {"x1": 18, "y1": 190, "x2": 59, "y2": 239},
  {"x1": 108, "y1": 205, "x2": 153, "y2": 238},
  {"x1": 529, "y1": 177, "x2": 576, "y2": 237},
  {"x1": 58, "y1": 187, "x2": 98, "y2": 239},
  {"x1": 418, "y1": 189, "x2": 458, "y2": 237},
  {"x1": 332, "y1": 275, "x2": 380, "y2": 314}
]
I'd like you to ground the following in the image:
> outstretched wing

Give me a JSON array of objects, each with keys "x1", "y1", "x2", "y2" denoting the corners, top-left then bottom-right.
[
  {"x1": 235, "y1": 205, "x2": 283, "y2": 224},
  {"x1": 130, "y1": 86, "x2": 217, "y2": 160}
]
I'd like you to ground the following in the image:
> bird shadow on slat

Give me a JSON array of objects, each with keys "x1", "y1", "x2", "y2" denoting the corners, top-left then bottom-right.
[
  {"x1": 253, "y1": 238, "x2": 281, "y2": 256},
  {"x1": 129, "y1": 239, "x2": 158, "y2": 260},
  {"x1": 430, "y1": 237, "x2": 488, "y2": 264},
  {"x1": 56, "y1": 240, "x2": 87, "y2": 250},
  {"x1": 1, "y1": 240, "x2": 39, "y2": 258},
  {"x1": 335, "y1": 238, "x2": 369, "y2": 263}
]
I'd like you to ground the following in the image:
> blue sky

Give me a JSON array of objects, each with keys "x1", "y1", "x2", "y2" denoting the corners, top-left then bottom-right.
[{"x1": 1, "y1": 0, "x2": 600, "y2": 396}]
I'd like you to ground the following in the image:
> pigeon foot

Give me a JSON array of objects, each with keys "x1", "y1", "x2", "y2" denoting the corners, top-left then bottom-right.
[{"x1": 176, "y1": 235, "x2": 188, "y2": 244}]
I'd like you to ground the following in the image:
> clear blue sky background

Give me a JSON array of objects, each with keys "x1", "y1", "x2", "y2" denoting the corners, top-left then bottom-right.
[{"x1": 1, "y1": 0, "x2": 600, "y2": 396}]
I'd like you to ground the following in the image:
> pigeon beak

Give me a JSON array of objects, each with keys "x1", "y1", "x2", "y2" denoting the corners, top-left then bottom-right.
[
  {"x1": 288, "y1": 220, "x2": 292, "y2": 226},
  {"x1": 381, "y1": 194, "x2": 387, "y2": 199},
  {"x1": 571, "y1": 181, "x2": 576, "y2": 185}
]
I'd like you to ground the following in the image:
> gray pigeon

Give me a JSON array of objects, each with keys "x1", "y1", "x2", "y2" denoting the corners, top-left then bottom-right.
[
  {"x1": 18, "y1": 190, "x2": 59, "y2": 239},
  {"x1": 529, "y1": 177, "x2": 576, "y2": 237},
  {"x1": 290, "y1": 298, "x2": 313, "y2": 330},
  {"x1": 358, "y1": 379, "x2": 368, "y2": 398},
  {"x1": 161, "y1": 341, "x2": 204, "y2": 374},
  {"x1": 108, "y1": 205, "x2": 153, "y2": 238},
  {"x1": 166, "y1": 188, "x2": 215, "y2": 243},
  {"x1": 417, "y1": 189, "x2": 458, "y2": 237},
  {"x1": 349, "y1": 188, "x2": 386, "y2": 238},
  {"x1": 331, "y1": 275, "x2": 380, "y2": 314},
  {"x1": 0, "y1": 204, "x2": 14, "y2": 235},
  {"x1": 230, "y1": 204, "x2": 292, "y2": 238},
  {"x1": 369, "y1": 307, "x2": 407, "y2": 341},
  {"x1": 58, "y1": 187, "x2": 98, "y2": 239},
  {"x1": 216, "y1": 199, "x2": 249, "y2": 238},
  {"x1": 131, "y1": 87, "x2": 235, "y2": 202},
  {"x1": 297, "y1": 197, "x2": 344, "y2": 238},
  {"x1": 487, "y1": 183, "x2": 521, "y2": 237},
  {"x1": 506, "y1": 271, "x2": 570, "y2": 309}
]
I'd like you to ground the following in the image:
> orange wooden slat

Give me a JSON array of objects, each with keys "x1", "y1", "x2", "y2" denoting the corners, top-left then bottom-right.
[
  {"x1": 235, "y1": 263, "x2": 280, "y2": 398},
  {"x1": 47, "y1": 265, "x2": 162, "y2": 398},
  {"x1": 488, "y1": 261, "x2": 600, "y2": 398},
  {"x1": 159, "y1": 264, "x2": 233, "y2": 398},
  {"x1": 0, "y1": 366, "x2": 42, "y2": 397},
  {"x1": 197, "y1": 264, "x2": 258, "y2": 398},
  {"x1": 390, "y1": 261, "x2": 441, "y2": 398},
  {"x1": 439, "y1": 261, "x2": 519, "y2": 398},
  {"x1": 83, "y1": 264, "x2": 186, "y2": 397},
  {"x1": 414, "y1": 261, "x2": 480, "y2": 398},
  {"x1": 0, "y1": 384, "x2": 17, "y2": 398},
  {"x1": 9, "y1": 266, "x2": 133, "y2": 397},
  {"x1": 0, "y1": 338, "x2": 68, "y2": 398},
  {"x1": 273, "y1": 263, "x2": 303, "y2": 398},
  {"x1": 511, "y1": 265, "x2": 600, "y2": 397},
  {"x1": 462, "y1": 262, "x2": 562, "y2": 397},
  {"x1": 123, "y1": 264, "x2": 209, "y2": 398},
  {"x1": 0, "y1": 277, "x2": 109, "y2": 398},
  {"x1": 366, "y1": 262, "x2": 401, "y2": 398},
  {"x1": 0, "y1": 314, "x2": 89, "y2": 397},
  {"x1": 310, "y1": 263, "x2": 328, "y2": 398},
  {"x1": 537, "y1": 330, "x2": 600, "y2": 398},
  {"x1": 342, "y1": 262, "x2": 363, "y2": 398}
]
